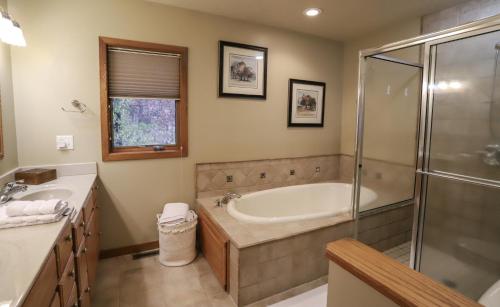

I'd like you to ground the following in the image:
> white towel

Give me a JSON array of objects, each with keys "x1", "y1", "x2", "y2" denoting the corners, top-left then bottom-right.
[
  {"x1": 158, "y1": 210, "x2": 196, "y2": 226},
  {"x1": 0, "y1": 203, "x2": 72, "y2": 229},
  {"x1": 6, "y1": 199, "x2": 67, "y2": 217},
  {"x1": 159, "y1": 203, "x2": 189, "y2": 225}
]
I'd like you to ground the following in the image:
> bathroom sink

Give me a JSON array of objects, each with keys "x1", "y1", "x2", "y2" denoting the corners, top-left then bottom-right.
[{"x1": 18, "y1": 188, "x2": 73, "y2": 201}]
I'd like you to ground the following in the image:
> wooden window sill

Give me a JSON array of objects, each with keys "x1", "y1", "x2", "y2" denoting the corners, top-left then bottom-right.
[
  {"x1": 103, "y1": 149, "x2": 187, "y2": 161},
  {"x1": 326, "y1": 239, "x2": 481, "y2": 307}
]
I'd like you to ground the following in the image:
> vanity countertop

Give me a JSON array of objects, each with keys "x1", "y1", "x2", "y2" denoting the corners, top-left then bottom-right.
[{"x1": 0, "y1": 174, "x2": 96, "y2": 307}]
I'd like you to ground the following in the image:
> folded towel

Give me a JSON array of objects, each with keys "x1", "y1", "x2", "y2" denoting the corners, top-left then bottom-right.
[
  {"x1": 159, "y1": 203, "x2": 189, "y2": 224},
  {"x1": 0, "y1": 203, "x2": 72, "y2": 229},
  {"x1": 6, "y1": 199, "x2": 68, "y2": 217},
  {"x1": 158, "y1": 210, "x2": 197, "y2": 226}
]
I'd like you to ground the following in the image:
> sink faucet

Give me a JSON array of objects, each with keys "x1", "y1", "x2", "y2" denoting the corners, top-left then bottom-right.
[
  {"x1": 0, "y1": 180, "x2": 28, "y2": 204},
  {"x1": 215, "y1": 192, "x2": 242, "y2": 207},
  {"x1": 482, "y1": 144, "x2": 500, "y2": 166}
]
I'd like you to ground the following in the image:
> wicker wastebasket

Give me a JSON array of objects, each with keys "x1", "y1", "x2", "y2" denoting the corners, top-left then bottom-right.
[{"x1": 157, "y1": 212, "x2": 197, "y2": 266}]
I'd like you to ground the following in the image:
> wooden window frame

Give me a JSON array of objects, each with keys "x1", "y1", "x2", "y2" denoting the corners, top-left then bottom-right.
[
  {"x1": 0, "y1": 97, "x2": 4, "y2": 160},
  {"x1": 99, "y1": 36, "x2": 188, "y2": 161}
]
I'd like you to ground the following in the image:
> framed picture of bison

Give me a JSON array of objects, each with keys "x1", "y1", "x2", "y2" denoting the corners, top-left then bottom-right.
[
  {"x1": 288, "y1": 79, "x2": 326, "y2": 127},
  {"x1": 218, "y1": 41, "x2": 268, "y2": 99}
]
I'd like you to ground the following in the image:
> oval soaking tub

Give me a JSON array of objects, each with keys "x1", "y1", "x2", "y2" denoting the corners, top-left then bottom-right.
[{"x1": 227, "y1": 182, "x2": 377, "y2": 224}]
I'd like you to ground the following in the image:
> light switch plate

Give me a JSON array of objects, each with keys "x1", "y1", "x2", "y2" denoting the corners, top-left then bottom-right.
[{"x1": 56, "y1": 135, "x2": 74, "y2": 150}]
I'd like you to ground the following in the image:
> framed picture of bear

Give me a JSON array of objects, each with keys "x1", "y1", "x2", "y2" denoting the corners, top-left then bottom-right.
[
  {"x1": 218, "y1": 41, "x2": 268, "y2": 99},
  {"x1": 288, "y1": 79, "x2": 326, "y2": 127}
]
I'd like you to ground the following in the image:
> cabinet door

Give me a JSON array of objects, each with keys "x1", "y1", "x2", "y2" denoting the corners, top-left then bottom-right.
[
  {"x1": 75, "y1": 240, "x2": 89, "y2": 299},
  {"x1": 85, "y1": 208, "x2": 100, "y2": 290},
  {"x1": 198, "y1": 208, "x2": 228, "y2": 289},
  {"x1": 23, "y1": 250, "x2": 58, "y2": 307}
]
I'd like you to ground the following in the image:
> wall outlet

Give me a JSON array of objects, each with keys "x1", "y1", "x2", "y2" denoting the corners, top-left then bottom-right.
[
  {"x1": 290, "y1": 169, "x2": 295, "y2": 176},
  {"x1": 260, "y1": 172, "x2": 266, "y2": 179},
  {"x1": 226, "y1": 175, "x2": 233, "y2": 183},
  {"x1": 315, "y1": 167, "x2": 321, "y2": 173},
  {"x1": 56, "y1": 135, "x2": 74, "y2": 150}
]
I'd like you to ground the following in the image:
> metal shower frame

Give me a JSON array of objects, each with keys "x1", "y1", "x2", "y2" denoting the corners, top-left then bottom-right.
[{"x1": 351, "y1": 15, "x2": 500, "y2": 270}]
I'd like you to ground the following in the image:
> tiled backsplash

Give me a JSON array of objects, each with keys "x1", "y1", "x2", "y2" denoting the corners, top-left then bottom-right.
[
  {"x1": 196, "y1": 155, "x2": 340, "y2": 198},
  {"x1": 196, "y1": 154, "x2": 416, "y2": 209}
]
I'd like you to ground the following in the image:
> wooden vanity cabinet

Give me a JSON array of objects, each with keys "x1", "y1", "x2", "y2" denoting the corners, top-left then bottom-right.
[
  {"x1": 20, "y1": 181, "x2": 99, "y2": 307},
  {"x1": 71, "y1": 181, "x2": 100, "y2": 307},
  {"x1": 22, "y1": 219, "x2": 77, "y2": 307}
]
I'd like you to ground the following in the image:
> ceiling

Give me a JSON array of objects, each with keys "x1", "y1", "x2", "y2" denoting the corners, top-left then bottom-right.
[{"x1": 146, "y1": 0, "x2": 467, "y2": 41}]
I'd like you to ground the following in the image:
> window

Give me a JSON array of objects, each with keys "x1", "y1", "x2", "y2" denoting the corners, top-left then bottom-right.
[{"x1": 99, "y1": 37, "x2": 188, "y2": 161}]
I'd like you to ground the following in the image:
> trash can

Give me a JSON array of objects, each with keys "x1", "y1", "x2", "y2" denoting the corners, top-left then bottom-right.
[{"x1": 157, "y1": 211, "x2": 197, "y2": 266}]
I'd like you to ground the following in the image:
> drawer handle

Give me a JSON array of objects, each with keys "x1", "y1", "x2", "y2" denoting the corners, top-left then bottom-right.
[{"x1": 65, "y1": 234, "x2": 72, "y2": 242}]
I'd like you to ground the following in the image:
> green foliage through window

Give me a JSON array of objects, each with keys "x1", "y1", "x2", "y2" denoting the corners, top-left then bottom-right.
[{"x1": 112, "y1": 98, "x2": 176, "y2": 147}]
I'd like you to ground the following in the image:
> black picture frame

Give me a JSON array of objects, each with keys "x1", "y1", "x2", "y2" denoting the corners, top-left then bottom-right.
[
  {"x1": 288, "y1": 79, "x2": 326, "y2": 127},
  {"x1": 218, "y1": 41, "x2": 268, "y2": 99}
]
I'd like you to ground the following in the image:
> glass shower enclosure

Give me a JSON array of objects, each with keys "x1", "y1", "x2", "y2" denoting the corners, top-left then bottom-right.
[{"x1": 353, "y1": 16, "x2": 500, "y2": 302}]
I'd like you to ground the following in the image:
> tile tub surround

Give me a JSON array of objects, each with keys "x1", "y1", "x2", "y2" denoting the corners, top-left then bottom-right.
[
  {"x1": 196, "y1": 155, "x2": 340, "y2": 198},
  {"x1": 358, "y1": 204, "x2": 414, "y2": 252},
  {"x1": 196, "y1": 196, "x2": 352, "y2": 249},
  {"x1": 229, "y1": 222, "x2": 353, "y2": 306},
  {"x1": 198, "y1": 196, "x2": 412, "y2": 305}
]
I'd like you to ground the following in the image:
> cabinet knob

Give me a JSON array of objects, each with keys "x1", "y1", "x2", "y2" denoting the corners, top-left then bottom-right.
[
  {"x1": 85, "y1": 286, "x2": 91, "y2": 293},
  {"x1": 69, "y1": 270, "x2": 75, "y2": 278},
  {"x1": 85, "y1": 231, "x2": 92, "y2": 237},
  {"x1": 83, "y1": 247, "x2": 87, "y2": 254},
  {"x1": 65, "y1": 234, "x2": 72, "y2": 242},
  {"x1": 80, "y1": 221, "x2": 85, "y2": 227},
  {"x1": 73, "y1": 303, "x2": 78, "y2": 307}
]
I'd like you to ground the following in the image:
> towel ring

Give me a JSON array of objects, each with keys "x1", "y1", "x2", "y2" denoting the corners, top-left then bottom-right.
[{"x1": 61, "y1": 100, "x2": 87, "y2": 113}]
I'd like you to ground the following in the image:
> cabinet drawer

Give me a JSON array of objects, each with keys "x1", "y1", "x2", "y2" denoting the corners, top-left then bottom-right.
[
  {"x1": 23, "y1": 250, "x2": 58, "y2": 307},
  {"x1": 65, "y1": 284, "x2": 78, "y2": 307},
  {"x1": 75, "y1": 239, "x2": 89, "y2": 298},
  {"x1": 72, "y1": 210, "x2": 85, "y2": 250},
  {"x1": 59, "y1": 253, "x2": 76, "y2": 306},
  {"x1": 49, "y1": 291, "x2": 60, "y2": 307},
  {"x1": 56, "y1": 221, "x2": 73, "y2": 277}
]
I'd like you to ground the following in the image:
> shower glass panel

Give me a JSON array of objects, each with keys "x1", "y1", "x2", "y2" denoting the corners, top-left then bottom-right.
[
  {"x1": 428, "y1": 30, "x2": 500, "y2": 181},
  {"x1": 419, "y1": 177, "x2": 500, "y2": 299},
  {"x1": 359, "y1": 50, "x2": 421, "y2": 213},
  {"x1": 419, "y1": 28, "x2": 500, "y2": 301}
]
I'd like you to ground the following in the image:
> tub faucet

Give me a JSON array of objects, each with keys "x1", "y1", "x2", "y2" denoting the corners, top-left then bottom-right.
[
  {"x1": 0, "y1": 180, "x2": 28, "y2": 205},
  {"x1": 215, "y1": 192, "x2": 241, "y2": 207}
]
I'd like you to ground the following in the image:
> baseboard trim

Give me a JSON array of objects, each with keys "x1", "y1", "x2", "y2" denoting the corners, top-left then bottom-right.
[{"x1": 100, "y1": 240, "x2": 159, "y2": 259}]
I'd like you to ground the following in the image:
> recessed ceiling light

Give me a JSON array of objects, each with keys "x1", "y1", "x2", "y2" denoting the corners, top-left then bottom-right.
[{"x1": 303, "y1": 8, "x2": 322, "y2": 17}]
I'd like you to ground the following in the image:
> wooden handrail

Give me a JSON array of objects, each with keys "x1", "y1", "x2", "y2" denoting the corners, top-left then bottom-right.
[{"x1": 326, "y1": 239, "x2": 481, "y2": 307}]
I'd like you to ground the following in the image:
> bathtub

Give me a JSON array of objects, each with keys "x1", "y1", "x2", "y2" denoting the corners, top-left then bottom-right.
[{"x1": 227, "y1": 182, "x2": 377, "y2": 224}]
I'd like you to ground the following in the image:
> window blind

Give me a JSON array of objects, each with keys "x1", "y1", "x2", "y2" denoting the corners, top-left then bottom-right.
[{"x1": 108, "y1": 47, "x2": 180, "y2": 99}]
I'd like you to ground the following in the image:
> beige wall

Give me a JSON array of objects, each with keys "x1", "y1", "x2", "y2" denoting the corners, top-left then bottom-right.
[
  {"x1": 8, "y1": 0, "x2": 343, "y2": 249},
  {"x1": 340, "y1": 18, "x2": 422, "y2": 157},
  {"x1": 0, "y1": 0, "x2": 18, "y2": 175}
]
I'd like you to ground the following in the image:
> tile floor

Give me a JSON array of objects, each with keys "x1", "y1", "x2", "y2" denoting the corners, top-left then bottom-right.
[
  {"x1": 92, "y1": 254, "x2": 235, "y2": 307},
  {"x1": 93, "y1": 242, "x2": 411, "y2": 307},
  {"x1": 92, "y1": 253, "x2": 327, "y2": 307},
  {"x1": 383, "y1": 241, "x2": 411, "y2": 266}
]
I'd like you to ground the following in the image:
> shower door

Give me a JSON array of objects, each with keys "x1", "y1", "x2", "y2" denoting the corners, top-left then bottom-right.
[{"x1": 416, "y1": 27, "x2": 500, "y2": 300}]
